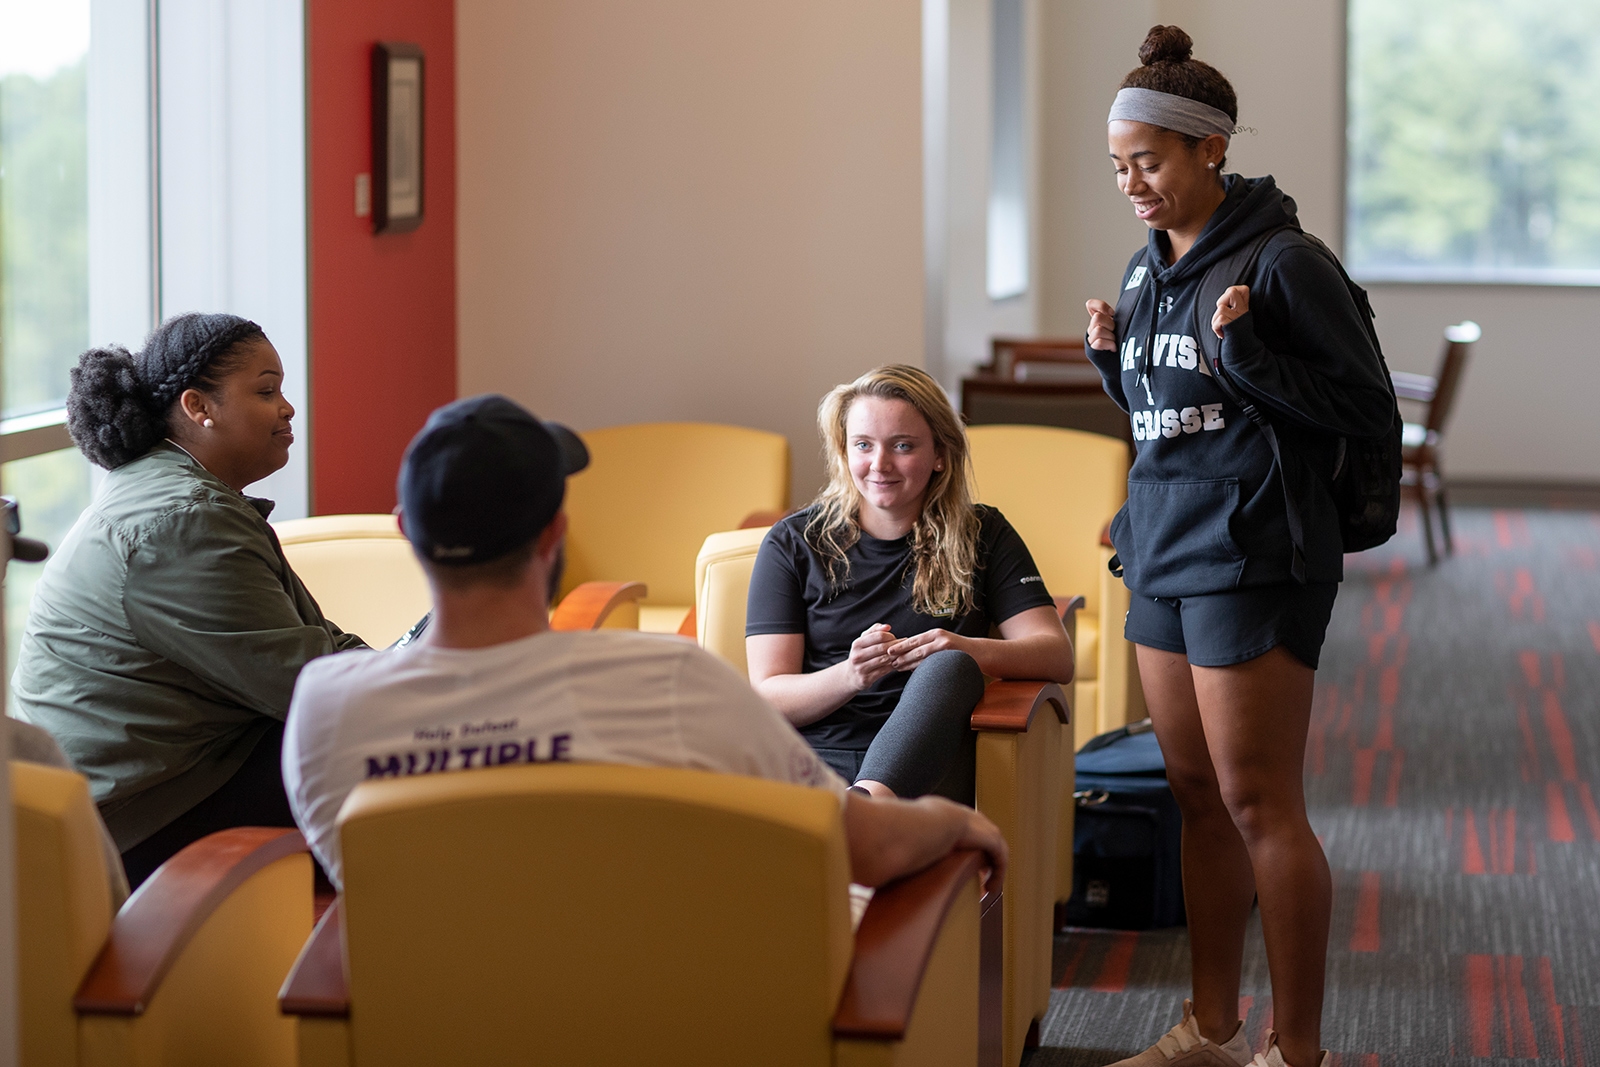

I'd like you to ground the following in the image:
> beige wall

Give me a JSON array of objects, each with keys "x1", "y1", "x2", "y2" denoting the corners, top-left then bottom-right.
[
  {"x1": 456, "y1": 0, "x2": 925, "y2": 498},
  {"x1": 1039, "y1": 0, "x2": 1600, "y2": 482}
]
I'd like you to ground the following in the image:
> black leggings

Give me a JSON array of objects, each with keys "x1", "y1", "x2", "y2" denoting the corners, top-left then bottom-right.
[
  {"x1": 119, "y1": 722, "x2": 299, "y2": 890},
  {"x1": 815, "y1": 649, "x2": 987, "y2": 803}
]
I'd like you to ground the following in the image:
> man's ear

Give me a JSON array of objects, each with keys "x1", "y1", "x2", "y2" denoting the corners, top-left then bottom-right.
[{"x1": 537, "y1": 510, "x2": 568, "y2": 558}]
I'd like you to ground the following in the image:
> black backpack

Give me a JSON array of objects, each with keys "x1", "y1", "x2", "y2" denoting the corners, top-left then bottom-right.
[{"x1": 1151, "y1": 229, "x2": 1403, "y2": 579}]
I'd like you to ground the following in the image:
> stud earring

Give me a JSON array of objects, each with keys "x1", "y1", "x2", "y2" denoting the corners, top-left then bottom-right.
[
  {"x1": 203, "y1": 418, "x2": 215, "y2": 428},
  {"x1": 1207, "y1": 162, "x2": 1217, "y2": 169}
]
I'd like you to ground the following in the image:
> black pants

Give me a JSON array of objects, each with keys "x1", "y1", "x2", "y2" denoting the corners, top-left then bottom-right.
[
  {"x1": 816, "y1": 650, "x2": 987, "y2": 803},
  {"x1": 119, "y1": 722, "x2": 298, "y2": 890}
]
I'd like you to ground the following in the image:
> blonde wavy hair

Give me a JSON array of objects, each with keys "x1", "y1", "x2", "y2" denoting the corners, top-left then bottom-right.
[{"x1": 805, "y1": 364, "x2": 980, "y2": 618}]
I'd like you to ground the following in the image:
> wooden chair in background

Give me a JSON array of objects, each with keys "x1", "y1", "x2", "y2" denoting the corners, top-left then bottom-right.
[{"x1": 1391, "y1": 321, "x2": 1478, "y2": 565}]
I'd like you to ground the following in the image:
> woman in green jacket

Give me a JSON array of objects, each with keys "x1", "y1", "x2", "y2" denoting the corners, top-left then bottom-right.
[{"x1": 15, "y1": 313, "x2": 367, "y2": 887}]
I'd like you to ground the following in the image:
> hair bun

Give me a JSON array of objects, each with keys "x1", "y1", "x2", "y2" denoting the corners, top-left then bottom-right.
[
  {"x1": 1139, "y1": 25, "x2": 1193, "y2": 66},
  {"x1": 66, "y1": 345, "x2": 165, "y2": 469}
]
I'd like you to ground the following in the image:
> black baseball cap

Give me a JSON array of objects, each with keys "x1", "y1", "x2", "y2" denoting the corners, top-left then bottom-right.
[{"x1": 398, "y1": 394, "x2": 589, "y2": 566}]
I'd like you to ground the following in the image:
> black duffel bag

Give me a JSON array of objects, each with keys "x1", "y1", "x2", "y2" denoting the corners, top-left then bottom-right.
[{"x1": 1061, "y1": 720, "x2": 1186, "y2": 930}]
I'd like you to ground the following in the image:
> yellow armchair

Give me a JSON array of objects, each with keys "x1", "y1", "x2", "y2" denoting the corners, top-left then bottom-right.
[
  {"x1": 279, "y1": 763, "x2": 988, "y2": 1066},
  {"x1": 13, "y1": 760, "x2": 312, "y2": 1066},
  {"x1": 693, "y1": 528, "x2": 1070, "y2": 1066},
  {"x1": 273, "y1": 514, "x2": 431, "y2": 649},
  {"x1": 562, "y1": 421, "x2": 790, "y2": 635},
  {"x1": 275, "y1": 513, "x2": 654, "y2": 641},
  {"x1": 966, "y1": 424, "x2": 1140, "y2": 748}
]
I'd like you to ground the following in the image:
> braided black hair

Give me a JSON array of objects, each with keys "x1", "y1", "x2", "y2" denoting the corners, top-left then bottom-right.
[{"x1": 66, "y1": 312, "x2": 268, "y2": 469}]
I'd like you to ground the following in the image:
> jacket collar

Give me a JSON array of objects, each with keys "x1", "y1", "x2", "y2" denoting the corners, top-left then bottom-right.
[{"x1": 155, "y1": 440, "x2": 277, "y2": 520}]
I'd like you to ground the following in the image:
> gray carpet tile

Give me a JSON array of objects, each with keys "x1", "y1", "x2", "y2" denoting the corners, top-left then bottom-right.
[{"x1": 1031, "y1": 507, "x2": 1600, "y2": 1064}]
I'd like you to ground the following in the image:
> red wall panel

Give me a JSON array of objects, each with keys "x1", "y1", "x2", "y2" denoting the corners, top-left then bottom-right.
[{"x1": 307, "y1": 0, "x2": 456, "y2": 514}]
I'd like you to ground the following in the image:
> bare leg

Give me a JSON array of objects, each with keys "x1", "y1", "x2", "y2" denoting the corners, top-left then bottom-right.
[
  {"x1": 1137, "y1": 644, "x2": 1255, "y2": 1045},
  {"x1": 1193, "y1": 646, "x2": 1329, "y2": 1067}
]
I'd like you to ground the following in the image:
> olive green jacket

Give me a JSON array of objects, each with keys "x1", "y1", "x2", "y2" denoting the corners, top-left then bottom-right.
[{"x1": 14, "y1": 442, "x2": 366, "y2": 851}]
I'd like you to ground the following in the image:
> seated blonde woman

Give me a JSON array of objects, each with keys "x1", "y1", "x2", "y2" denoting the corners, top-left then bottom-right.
[{"x1": 746, "y1": 365, "x2": 1075, "y2": 801}]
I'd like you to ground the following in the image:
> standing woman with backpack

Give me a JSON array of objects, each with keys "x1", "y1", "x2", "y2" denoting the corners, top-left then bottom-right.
[{"x1": 1082, "y1": 26, "x2": 1395, "y2": 1067}]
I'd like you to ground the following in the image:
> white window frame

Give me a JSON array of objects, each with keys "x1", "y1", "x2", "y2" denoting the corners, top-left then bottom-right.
[{"x1": 2, "y1": 0, "x2": 310, "y2": 520}]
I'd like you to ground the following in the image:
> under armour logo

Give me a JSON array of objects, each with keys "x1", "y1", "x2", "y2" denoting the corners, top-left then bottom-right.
[
  {"x1": 1124, "y1": 266, "x2": 1147, "y2": 290},
  {"x1": 1159, "y1": 295, "x2": 1176, "y2": 314}
]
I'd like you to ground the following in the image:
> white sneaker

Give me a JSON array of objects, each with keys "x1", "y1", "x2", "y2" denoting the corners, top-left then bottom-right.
[
  {"x1": 1103, "y1": 999, "x2": 1253, "y2": 1067},
  {"x1": 1247, "y1": 1030, "x2": 1330, "y2": 1067}
]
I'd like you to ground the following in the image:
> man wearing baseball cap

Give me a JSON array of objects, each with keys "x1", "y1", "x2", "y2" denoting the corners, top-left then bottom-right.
[{"x1": 282, "y1": 395, "x2": 1006, "y2": 897}]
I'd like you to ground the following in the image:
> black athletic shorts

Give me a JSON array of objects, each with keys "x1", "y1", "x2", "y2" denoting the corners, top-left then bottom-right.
[{"x1": 1123, "y1": 581, "x2": 1339, "y2": 670}]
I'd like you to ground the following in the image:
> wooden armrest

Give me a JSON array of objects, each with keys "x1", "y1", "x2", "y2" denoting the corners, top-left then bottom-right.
[
  {"x1": 1053, "y1": 595, "x2": 1085, "y2": 626},
  {"x1": 969, "y1": 680, "x2": 1068, "y2": 733},
  {"x1": 280, "y1": 899, "x2": 349, "y2": 1018},
  {"x1": 549, "y1": 580, "x2": 648, "y2": 631},
  {"x1": 75, "y1": 827, "x2": 309, "y2": 1015},
  {"x1": 739, "y1": 509, "x2": 789, "y2": 529},
  {"x1": 1099, "y1": 523, "x2": 1114, "y2": 550},
  {"x1": 1390, "y1": 371, "x2": 1437, "y2": 403},
  {"x1": 833, "y1": 848, "x2": 986, "y2": 1041}
]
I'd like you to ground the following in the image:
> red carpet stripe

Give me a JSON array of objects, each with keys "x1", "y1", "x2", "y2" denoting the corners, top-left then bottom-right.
[
  {"x1": 1090, "y1": 931, "x2": 1138, "y2": 993},
  {"x1": 1578, "y1": 783, "x2": 1600, "y2": 841},
  {"x1": 1351, "y1": 748, "x2": 1377, "y2": 808},
  {"x1": 1542, "y1": 690, "x2": 1579, "y2": 781},
  {"x1": 1547, "y1": 782, "x2": 1576, "y2": 842},
  {"x1": 1537, "y1": 956, "x2": 1566, "y2": 1061},
  {"x1": 1372, "y1": 704, "x2": 1394, "y2": 751},
  {"x1": 1383, "y1": 749, "x2": 1405, "y2": 808},
  {"x1": 1462, "y1": 808, "x2": 1486, "y2": 874},
  {"x1": 1519, "y1": 649, "x2": 1542, "y2": 688},
  {"x1": 1506, "y1": 955, "x2": 1538, "y2": 1057},
  {"x1": 1350, "y1": 871, "x2": 1381, "y2": 952},
  {"x1": 1494, "y1": 511, "x2": 1515, "y2": 548},
  {"x1": 1466, "y1": 954, "x2": 1495, "y2": 1055},
  {"x1": 1517, "y1": 696, "x2": 1541, "y2": 783},
  {"x1": 1489, "y1": 807, "x2": 1502, "y2": 874},
  {"x1": 1053, "y1": 937, "x2": 1088, "y2": 989}
]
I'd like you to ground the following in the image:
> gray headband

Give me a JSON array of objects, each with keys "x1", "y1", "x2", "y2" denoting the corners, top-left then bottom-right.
[{"x1": 1107, "y1": 87, "x2": 1233, "y2": 141}]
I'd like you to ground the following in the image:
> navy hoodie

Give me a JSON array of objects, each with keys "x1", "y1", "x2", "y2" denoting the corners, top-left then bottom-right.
[{"x1": 1086, "y1": 174, "x2": 1393, "y2": 598}]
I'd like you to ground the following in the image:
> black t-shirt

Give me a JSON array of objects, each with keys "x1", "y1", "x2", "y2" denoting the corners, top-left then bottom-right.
[{"x1": 746, "y1": 504, "x2": 1054, "y2": 750}]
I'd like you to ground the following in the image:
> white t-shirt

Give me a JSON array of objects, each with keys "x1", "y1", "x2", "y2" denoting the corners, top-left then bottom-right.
[{"x1": 283, "y1": 627, "x2": 848, "y2": 888}]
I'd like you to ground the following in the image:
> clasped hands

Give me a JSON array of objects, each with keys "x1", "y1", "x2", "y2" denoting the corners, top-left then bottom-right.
[
  {"x1": 845, "y1": 623, "x2": 965, "y2": 692},
  {"x1": 1084, "y1": 285, "x2": 1250, "y2": 351}
]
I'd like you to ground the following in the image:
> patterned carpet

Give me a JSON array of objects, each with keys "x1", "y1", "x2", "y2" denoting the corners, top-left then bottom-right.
[{"x1": 1030, "y1": 505, "x2": 1600, "y2": 1066}]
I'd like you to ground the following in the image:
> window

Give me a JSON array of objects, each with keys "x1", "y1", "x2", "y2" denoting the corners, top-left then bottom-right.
[
  {"x1": 986, "y1": 0, "x2": 1027, "y2": 300},
  {"x1": 2, "y1": 0, "x2": 97, "y2": 690},
  {"x1": 2, "y1": 0, "x2": 309, "y2": 686},
  {"x1": 1347, "y1": 0, "x2": 1600, "y2": 283},
  {"x1": 1, "y1": 0, "x2": 89, "y2": 419}
]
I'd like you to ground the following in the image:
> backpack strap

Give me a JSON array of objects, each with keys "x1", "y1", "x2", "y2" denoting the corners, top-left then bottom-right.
[{"x1": 1193, "y1": 227, "x2": 1309, "y2": 583}]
